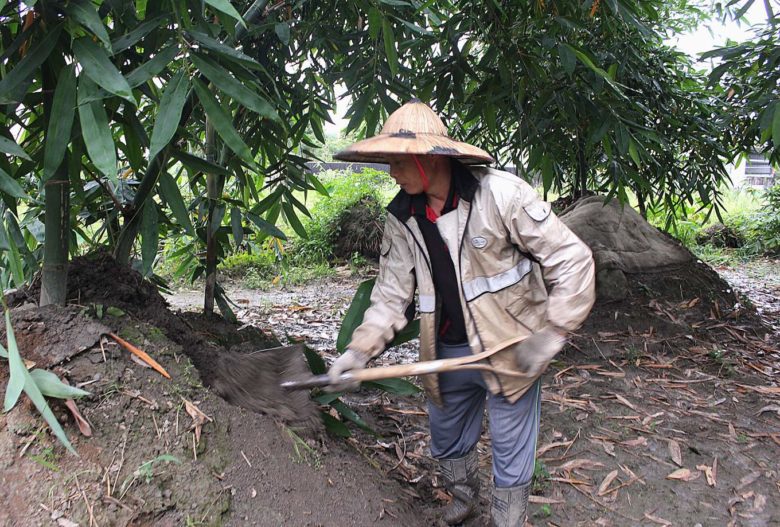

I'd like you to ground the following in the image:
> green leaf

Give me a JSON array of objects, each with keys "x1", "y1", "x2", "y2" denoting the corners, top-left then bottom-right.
[
  {"x1": 29, "y1": 370, "x2": 90, "y2": 399},
  {"x1": 330, "y1": 400, "x2": 376, "y2": 434},
  {"x1": 65, "y1": 0, "x2": 111, "y2": 49},
  {"x1": 0, "y1": 136, "x2": 31, "y2": 160},
  {"x1": 126, "y1": 44, "x2": 179, "y2": 88},
  {"x1": 382, "y1": 19, "x2": 399, "y2": 76},
  {"x1": 364, "y1": 378, "x2": 420, "y2": 396},
  {"x1": 0, "y1": 168, "x2": 28, "y2": 199},
  {"x1": 172, "y1": 150, "x2": 231, "y2": 177},
  {"x1": 191, "y1": 53, "x2": 278, "y2": 120},
  {"x1": 148, "y1": 71, "x2": 189, "y2": 160},
  {"x1": 0, "y1": 342, "x2": 7, "y2": 358},
  {"x1": 158, "y1": 172, "x2": 195, "y2": 236},
  {"x1": 72, "y1": 38, "x2": 135, "y2": 103},
  {"x1": 321, "y1": 412, "x2": 351, "y2": 437},
  {"x1": 112, "y1": 14, "x2": 168, "y2": 54},
  {"x1": 3, "y1": 312, "x2": 79, "y2": 456},
  {"x1": 540, "y1": 156, "x2": 554, "y2": 193},
  {"x1": 336, "y1": 279, "x2": 375, "y2": 353},
  {"x1": 0, "y1": 25, "x2": 62, "y2": 104},
  {"x1": 274, "y1": 22, "x2": 290, "y2": 45},
  {"x1": 628, "y1": 139, "x2": 641, "y2": 167},
  {"x1": 3, "y1": 311, "x2": 24, "y2": 412},
  {"x1": 558, "y1": 43, "x2": 576, "y2": 75},
  {"x1": 302, "y1": 345, "x2": 327, "y2": 375},
  {"x1": 193, "y1": 79, "x2": 256, "y2": 168},
  {"x1": 390, "y1": 319, "x2": 419, "y2": 347},
  {"x1": 1, "y1": 221, "x2": 25, "y2": 287},
  {"x1": 368, "y1": 8, "x2": 382, "y2": 40},
  {"x1": 187, "y1": 31, "x2": 262, "y2": 71},
  {"x1": 205, "y1": 0, "x2": 246, "y2": 27},
  {"x1": 772, "y1": 103, "x2": 780, "y2": 151},
  {"x1": 214, "y1": 284, "x2": 238, "y2": 323},
  {"x1": 245, "y1": 211, "x2": 286, "y2": 240},
  {"x1": 209, "y1": 201, "x2": 226, "y2": 237},
  {"x1": 140, "y1": 199, "x2": 158, "y2": 276},
  {"x1": 78, "y1": 77, "x2": 117, "y2": 181},
  {"x1": 282, "y1": 202, "x2": 307, "y2": 239},
  {"x1": 230, "y1": 207, "x2": 243, "y2": 246},
  {"x1": 44, "y1": 65, "x2": 77, "y2": 182}
]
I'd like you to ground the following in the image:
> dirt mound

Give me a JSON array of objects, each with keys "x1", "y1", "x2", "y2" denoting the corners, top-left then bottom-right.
[
  {"x1": 1, "y1": 254, "x2": 433, "y2": 526},
  {"x1": 331, "y1": 194, "x2": 386, "y2": 260}
]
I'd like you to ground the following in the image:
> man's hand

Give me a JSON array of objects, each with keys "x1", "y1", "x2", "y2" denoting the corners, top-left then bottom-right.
[
  {"x1": 326, "y1": 349, "x2": 369, "y2": 392},
  {"x1": 512, "y1": 327, "x2": 567, "y2": 377}
]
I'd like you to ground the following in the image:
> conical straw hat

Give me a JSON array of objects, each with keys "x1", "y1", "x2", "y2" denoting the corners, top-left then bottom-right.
[{"x1": 333, "y1": 99, "x2": 494, "y2": 165}]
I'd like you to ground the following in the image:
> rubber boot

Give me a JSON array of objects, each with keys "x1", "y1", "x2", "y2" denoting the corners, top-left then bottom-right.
[
  {"x1": 438, "y1": 449, "x2": 480, "y2": 525},
  {"x1": 490, "y1": 482, "x2": 530, "y2": 527}
]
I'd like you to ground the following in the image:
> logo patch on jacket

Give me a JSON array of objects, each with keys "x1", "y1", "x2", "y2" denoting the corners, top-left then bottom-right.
[{"x1": 471, "y1": 236, "x2": 487, "y2": 249}]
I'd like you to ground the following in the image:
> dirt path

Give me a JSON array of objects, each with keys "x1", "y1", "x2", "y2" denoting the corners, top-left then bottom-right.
[{"x1": 166, "y1": 261, "x2": 780, "y2": 527}]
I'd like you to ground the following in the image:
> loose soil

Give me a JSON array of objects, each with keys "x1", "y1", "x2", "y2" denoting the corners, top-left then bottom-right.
[{"x1": 1, "y1": 251, "x2": 778, "y2": 527}]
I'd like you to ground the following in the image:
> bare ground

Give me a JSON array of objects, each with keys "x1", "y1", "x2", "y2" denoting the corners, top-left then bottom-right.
[{"x1": 0, "y1": 255, "x2": 778, "y2": 527}]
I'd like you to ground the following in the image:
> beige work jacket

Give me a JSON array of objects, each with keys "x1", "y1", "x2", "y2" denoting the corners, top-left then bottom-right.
[{"x1": 348, "y1": 167, "x2": 595, "y2": 406}]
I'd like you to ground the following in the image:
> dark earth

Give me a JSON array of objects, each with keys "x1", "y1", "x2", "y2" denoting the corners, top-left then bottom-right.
[{"x1": 1, "y1": 248, "x2": 778, "y2": 526}]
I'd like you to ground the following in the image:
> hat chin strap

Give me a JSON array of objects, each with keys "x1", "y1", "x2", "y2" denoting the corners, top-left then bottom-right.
[{"x1": 412, "y1": 154, "x2": 429, "y2": 193}]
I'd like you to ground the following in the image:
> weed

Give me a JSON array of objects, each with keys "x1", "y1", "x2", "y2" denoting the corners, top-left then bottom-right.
[
  {"x1": 532, "y1": 460, "x2": 550, "y2": 494},
  {"x1": 120, "y1": 454, "x2": 181, "y2": 496},
  {"x1": 286, "y1": 427, "x2": 321, "y2": 469},
  {"x1": 29, "y1": 446, "x2": 60, "y2": 472},
  {"x1": 708, "y1": 348, "x2": 735, "y2": 376},
  {"x1": 535, "y1": 504, "x2": 553, "y2": 518},
  {"x1": 624, "y1": 345, "x2": 641, "y2": 363}
]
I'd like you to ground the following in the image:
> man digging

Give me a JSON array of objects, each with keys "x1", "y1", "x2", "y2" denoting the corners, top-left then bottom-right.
[{"x1": 328, "y1": 100, "x2": 596, "y2": 526}]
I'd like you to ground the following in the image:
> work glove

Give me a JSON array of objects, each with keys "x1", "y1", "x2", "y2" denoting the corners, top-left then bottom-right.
[
  {"x1": 512, "y1": 326, "x2": 567, "y2": 377},
  {"x1": 326, "y1": 349, "x2": 369, "y2": 392}
]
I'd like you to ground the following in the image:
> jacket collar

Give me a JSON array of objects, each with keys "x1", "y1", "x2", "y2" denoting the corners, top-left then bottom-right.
[{"x1": 387, "y1": 160, "x2": 479, "y2": 222}]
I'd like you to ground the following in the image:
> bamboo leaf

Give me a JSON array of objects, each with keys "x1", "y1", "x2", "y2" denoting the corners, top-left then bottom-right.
[
  {"x1": 321, "y1": 412, "x2": 351, "y2": 437},
  {"x1": 125, "y1": 44, "x2": 179, "y2": 88},
  {"x1": 65, "y1": 0, "x2": 111, "y2": 49},
  {"x1": 274, "y1": 22, "x2": 290, "y2": 45},
  {"x1": 390, "y1": 319, "x2": 419, "y2": 347},
  {"x1": 29, "y1": 369, "x2": 90, "y2": 399},
  {"x1": 282, "y1": 202, "x2": 307, "y2": 238},
  {"x1": 0, "y1": 167, "x2": 29, "y2": 199},
  {"x1": 3, "y1": 311, "x2": 24, "y2": 412},
  {"x1": 141, "y1": 199, "x2": 159, "y2": 276},
  {"x1": 230, "y1": 206, "x2": 243, "y2": 246},
  {"x1": 336, "y1": 279, "x2": 375, "y2": 353},
  {"x1": 368, "y1": 8, "x2": 382, "y2": 40},
  {"x1": 558, "y1": 43, "x2": 576, "y2": 75},
  {"x1": 43, "y1": 65, "x2": 77, "y2": 182},
  {"x1": 171, "y1": 150, "x2": 231, "y2": 177},
  {"x1": 193, "y1": 79, "x2": 256, "y2": 168},
  {"x1": 0, "y1": 25, "x2": 62, "y2": 104},
  {"x1": 245, "y1": 211, "x2": 286, "y2": 240},
  {"x1": 330, "y1": 400, "x2": 376, "y2": 434},
  {"x1": 205, "y1": 0, "x2": 246, "y2": 27},
  {"x1": 158, "y1": 172, "x2": 195, "y2": 236},
  {"x1": 148, "y1": 71, "x2": 189, "y2": 160},
  {"x1": 382, "y1": 19, "x2": 399, "y2": 76},
  {"x1": 187, "y1": 31, "x2": 262, "y2": 70},
  {"x1": 72, "y1": 37, "x2": 135, "y2": 103},
  {"x1": 0, "y1": 136, "x2": 31, "y2": 160},
  {"x1": 303, "y1": 345, "x2": 327, "y2": 375},
  {"x1": 78, "y1": 77, "x2": 117, "y2": 181},
  {"x1": 364, "y1": 378, "x2": 420, "y2": 395},
  {"x1": 191, "y1": 53, "x2": 278, "y2": 120},
  {"x1": 2, "y1": 221, "x2": 25, "y2": 287},
  {"x1": 112, "y1": 14, "x2": 168, "y2": 54}
]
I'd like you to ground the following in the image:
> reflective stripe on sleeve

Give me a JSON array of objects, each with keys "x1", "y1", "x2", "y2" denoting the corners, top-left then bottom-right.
[{"x1": 419, "y1": 294, "x2": 436, "y2": 313}]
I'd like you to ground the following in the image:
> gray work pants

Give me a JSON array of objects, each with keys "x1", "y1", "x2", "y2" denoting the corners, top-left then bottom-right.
[{"x1": 428, "y1": 342, "x2": 541, "y2": 488}]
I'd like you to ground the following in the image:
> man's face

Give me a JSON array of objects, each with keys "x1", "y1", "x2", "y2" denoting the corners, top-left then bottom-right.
[{"x1": 387, "y1": 155, "x2": 424, "y2": 194}]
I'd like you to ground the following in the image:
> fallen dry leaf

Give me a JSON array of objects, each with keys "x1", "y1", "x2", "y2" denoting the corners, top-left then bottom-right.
[
  {"x1": 597, "y1": 470, "x2": 619, "y2": 496},
  {"x1": 756, "y1": 405, "x2": 780, "y2": 416},
  {"x1": 644, "y1": 512, "x2": 671, "y2": 526},
  {"x1": 529, "y1": 496, "x2": 564, "y2": 504},
  {"x1": 614, "y1": 394, "x2": 637, "y2": 411},
  {"x1": 668, "y1": 439, "x2": 682, "y2": 467},
  {"x1": 182, "y1": 398, "x2": 213, "y2": 444},
  {"x1": 537, "y1": 439, "x2": 574, "y2": 457},
  {"x1": 666, "y1": 468, "x2": 699, "y2": 482},
  {"x1": 556, "y1": 458, "x2": 605, "y2": 473},
  {"x1": 697, "y1": 463, "x2": 716, "y2": 487},
  {"x1": 64, "y1": 399, "x2": 92, "y2": 437},
  {"x1": 620, "y1": 437, "x2": 648, "y2": 448}
]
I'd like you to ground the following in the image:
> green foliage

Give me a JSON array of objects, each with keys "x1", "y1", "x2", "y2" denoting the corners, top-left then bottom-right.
[{"x1": 2, "y1": 309, "x2": 89, "y2": 455}]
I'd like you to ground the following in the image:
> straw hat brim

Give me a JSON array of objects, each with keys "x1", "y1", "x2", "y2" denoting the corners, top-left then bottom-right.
[{"x1": 333, "y1": 133, "x2": 494, "y2": 165}]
